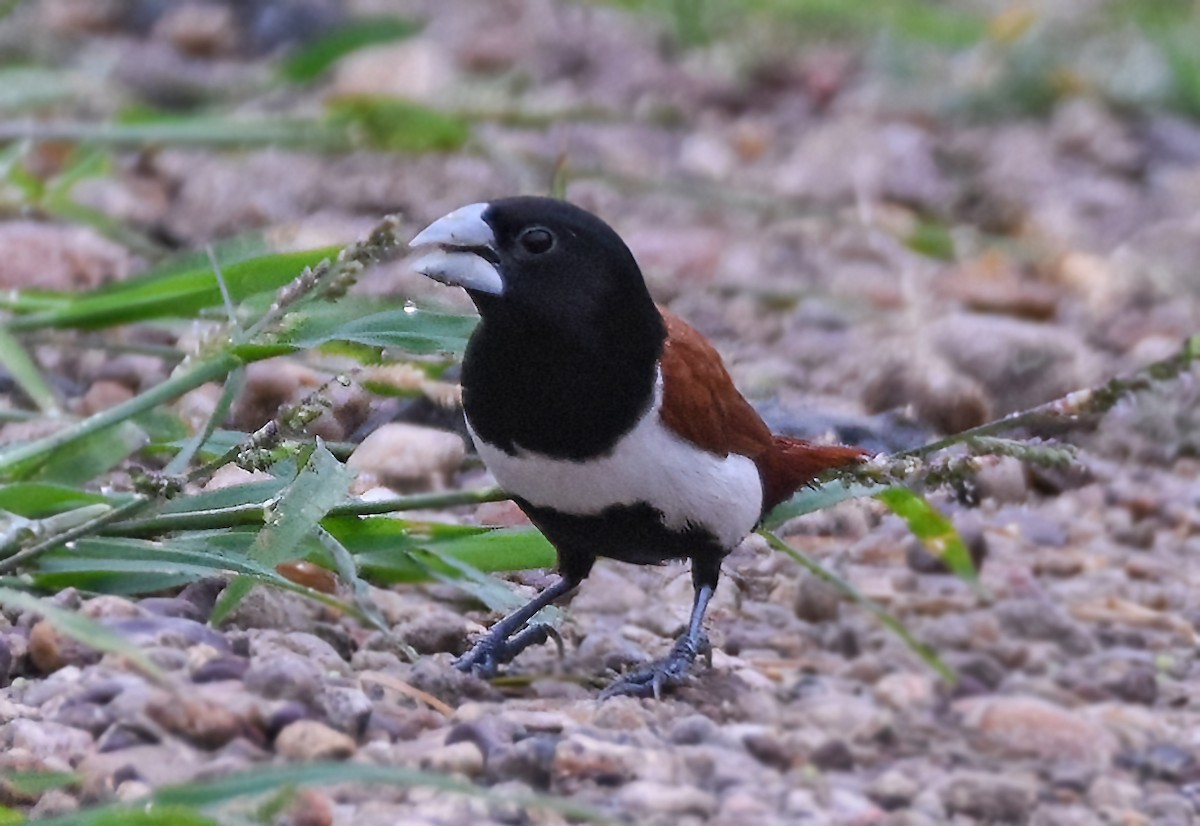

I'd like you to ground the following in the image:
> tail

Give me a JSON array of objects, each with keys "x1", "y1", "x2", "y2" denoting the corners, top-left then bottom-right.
[{"x1": 760, "y1": 436, "x2": 868, "y2": 515}]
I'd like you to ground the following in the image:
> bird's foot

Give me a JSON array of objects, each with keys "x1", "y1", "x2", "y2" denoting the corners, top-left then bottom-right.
[
  {"x1": 600, "y1": 631, "x2": 711, "y2": 699},
  {"x1": 454, "y1": 622, "x2": 564, "y2": 679}
]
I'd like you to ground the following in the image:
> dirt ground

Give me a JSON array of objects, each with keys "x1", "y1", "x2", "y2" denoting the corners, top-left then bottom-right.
[{"x1": 1, "y1": 1, "x2": 1199, "y2": 824}]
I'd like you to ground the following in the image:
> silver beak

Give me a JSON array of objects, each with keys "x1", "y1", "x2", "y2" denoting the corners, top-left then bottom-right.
[{"x1": 409, "y1": 202, "x2": 504, "y2": 295}]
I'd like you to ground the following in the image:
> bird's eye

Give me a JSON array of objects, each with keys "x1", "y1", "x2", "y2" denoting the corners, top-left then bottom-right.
[{"x1": 519, "y1": 227, "x2": 554, "y2": 255}]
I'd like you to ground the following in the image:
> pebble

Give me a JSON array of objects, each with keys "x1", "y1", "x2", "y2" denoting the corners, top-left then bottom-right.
[
  {"x1": 26, "y1": 788, "x2": 80, "y2": 818},
  {"x1": 28, "y1": 621, "x2": 101, "y2": 673},
  {"x1": 793, "y1": 571, "x2": 842, "y2": 623},
  {"x1": 347, "y1": 423, "x2": 465, "y2": 491},
  {"x1": 940, "y1": 771, "x2": 1036, "y2": 823},
  {"x1": 616, "y1": 780, "x2": 716, "y2": 818},
  {"x1": 274, "y1": 720, "x2": 357, "y2": 762},
  {"x1": 394, "y1": 610, "x2": 470, "y2": 656},
  {"x1": 867, "y1": 768, "x2": 920, "y2": 809},
  {"x1": 995, "y1": 598, "x2": 1095, "y2": 655},
  {"x1": 243, "y1": 653, "x2": 325, "y2": 703},
  {"x1": 0, "y1": 221, "x2": 133, "y2": 291},
  {"x1": 145, "y1": 694, "x2": 244, "y2": 749},
  {"x1": 873, "y1": 672, "x2": 936, "y2": 711},
  {"x1": 318, "y1": 685, "x2": 374, "y2": 737},
  {"x1": 217, "y1": 584, "x2": 323, "y2": 631},
  {"x1": 191, "y1": 655, "x2": 250, "y2": 683},
  {"x1": 419, "y1": 740, "x2": 484, "y2": 778},
  {"x1": 486, "y1": 734, "x2": 559, "y2": 789},
  {"x1": 930, "y1": 313, "x2": 1096, "y2": 415},
  {"x1": 2, "y1": 718, "x2": 94, "y2": 764},
  {"x1": 954, "y1": 695, "x2": 1118, "y2": 767},
  {"x1": 810, "y1": 739, "x2": 856, "y2": 771},
  {"x1": 80, "y1": 380, "x2": 134, "y2": 415},
  {"x1": 553, "y1": 734, "x2": 642, "y2": 785}
]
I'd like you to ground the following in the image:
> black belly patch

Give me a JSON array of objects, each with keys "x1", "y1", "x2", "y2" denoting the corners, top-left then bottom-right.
[{"x1": 514, "y1": 497, "x2": 728, "y2": 584}]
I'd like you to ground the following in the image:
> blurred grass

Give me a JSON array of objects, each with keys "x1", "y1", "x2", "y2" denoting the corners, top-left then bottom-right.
[{"x1": 605, "y1": 0, "x2": 1200, "y2": 118}]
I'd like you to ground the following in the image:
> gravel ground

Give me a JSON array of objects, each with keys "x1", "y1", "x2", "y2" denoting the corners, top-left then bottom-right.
[{"x1": 2, "y1": 1, "x2": 1199, "y2": 824}]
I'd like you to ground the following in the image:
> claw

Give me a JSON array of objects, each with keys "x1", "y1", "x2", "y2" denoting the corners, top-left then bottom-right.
[
  {"x1": 600, "y1": 631, "x2": 711, "y2": 699},
  {"x1": 452, "y1": 576, "x2": 576, "y2": 679}
]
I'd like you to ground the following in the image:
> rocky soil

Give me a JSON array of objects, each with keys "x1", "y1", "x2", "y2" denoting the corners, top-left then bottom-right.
[{"x1": 1, "y1": 1, "x2": 1199, "y2": 824}]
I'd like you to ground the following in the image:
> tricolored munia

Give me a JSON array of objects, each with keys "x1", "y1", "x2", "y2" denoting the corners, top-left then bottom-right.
[{"x1": 410, "y1": 197, "x2": 865, "y2": 697}]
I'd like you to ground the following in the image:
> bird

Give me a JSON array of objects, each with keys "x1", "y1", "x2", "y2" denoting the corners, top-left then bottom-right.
[{"x1": 409, "y1": 196, "x2": 866, "y2": 697}]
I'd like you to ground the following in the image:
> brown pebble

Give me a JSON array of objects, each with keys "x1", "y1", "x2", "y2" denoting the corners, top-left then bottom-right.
[
  {"x1": 146, "y1": 695, "x2": 243, "y2": 749},
  {"x1": 280, "y1": 788, "x2": 335, "y2": 826},
  {"x1": 276, "y1": 561, "x2": 339, "y2": 594},
  {"x1": 274, "y1": 720, "x2": 357, "y2": 762},
  {"x1": 81, "y1": 380, "x2": 135, "y2": 415},
  {"x1": 28, "y1": 620, "x2": 100, "y2": 674}
]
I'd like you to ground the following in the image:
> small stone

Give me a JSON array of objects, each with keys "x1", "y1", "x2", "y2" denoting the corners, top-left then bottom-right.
[
  {"x1": 996, "y1": 598, "x2": 1094, "y2": 655},
  {"x1": 151, "y1": 1, "x2": 237, "y2": 57},
  {"x1": 1105, "y1": 664, "x2": 1158, "y2": 706},
  {"x1": 332, "y1": 40, "x2": 456, "y2": 105},
  {"x1": 742, "y1": 730, "x2": 794, "y2": 770},
  {"x1": 2, "y1": 719, "x2": 94, "y2": 765},
  {"x1": 395, "y1": 609, "x2": 470, "y2": 656},
  {"x1": 28, "y1": 621, "x2": 101, "y2": 674},
  {"x1": 146, "y1": 695, "x2": 243, "y2": 750},
  {"x1": 420, "y1": 740, "x2": 484, "y2": 778},
  {"x1": 930, "y1": 313, "x2": 1097, "y2": 415},
  {"x1": 1131, "y1": 743, "x2": 1199, "y2": 784},
  {"x1": 616, "y1": 780, "x2": 716, "y2": 818},
  {"x1": 216, "y1": 584, "x2": 322, "y2": 631},
  {"x1": 191, "y1": 655, "x2": 250, "y2": 683},
  {"x1": 830, "y1": 787, "x2": 887, "y2": 824},
  {"x1": 955, "y1": 695, "x2": 1118, "y2": 767},
  {"x1": 279, "y1": 788, "x2": 335, "y2": 826},
  {"x1": 244, "y1": 653, "x2": 324, "y2": 703},
  {"x1": 667, "y1": 714, "x2": 719, "y2": 745},
  {"x1": 107, "y1": 615, "x2": 229, "y2": 651},
  {"x1": 27, "y1": 788, "x2": 79, "y2": 818},
  {"x1": 486, "y1": 734, "x2": 559, "y2": 789},
  {"x1": 810, "y1": 739, "x2": 855, "y2": 771},
  {"x1": 77, "y1": 742, "x2": 201, "y2": 795},
  {"x1": 138, "y1": 597, "x2": 205, "y2": 621},
  {"x1": 553, "y1": 735, "x2": 640, "y2": 785},
  {"x1": 347, "y1": 423, "x2": 465, "y2": 491},
  {"x1": 941, "y1": 771, "x2": 1035, "y2": 822},
  {"x1": 794, "y1": 571, "x2": 841, "y2": 623},
  {"x1": 96, "y1": 722, "x2": 158, "y2": 752},
  {"x1": 317, "y1": 685, "x2": 374, "y2": 737},
  {"x1": 275, "y1": 720, "x2": 356, "y2": 762},
  {"x1": 873, "y1": 672, "x2": 936, "y2": 711},
  {"x1": 80, "y1": 380, "x2": 134, "y2": 415},
  {"x1": 0, "y1": 221, "x2": 133, "y2": 291},
  {"x1": 868, "y1": 769, "x2": 920, "y2": 809}
]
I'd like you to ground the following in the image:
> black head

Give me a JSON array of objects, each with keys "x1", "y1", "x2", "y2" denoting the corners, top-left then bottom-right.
[
  {"x1": 410, "y1": 196, "x2": 663, "y2": 348},
  {"x1": 410, "y1": 196, "x2": 667, "y2": 458}
]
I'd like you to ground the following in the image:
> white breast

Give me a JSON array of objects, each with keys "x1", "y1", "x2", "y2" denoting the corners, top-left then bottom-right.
[{"x1": 467, "y1": 373, "x2": 762, "y2": 550}]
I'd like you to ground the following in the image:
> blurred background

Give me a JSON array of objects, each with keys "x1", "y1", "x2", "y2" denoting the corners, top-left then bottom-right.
[{"x1": 1, "y1": 0, "x2": 1198, "y2": 451}]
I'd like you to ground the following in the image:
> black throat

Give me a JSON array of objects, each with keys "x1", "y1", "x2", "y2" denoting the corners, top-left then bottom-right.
[{"x1": 461, "y1": 296, "x2": 665, "y2": 461}]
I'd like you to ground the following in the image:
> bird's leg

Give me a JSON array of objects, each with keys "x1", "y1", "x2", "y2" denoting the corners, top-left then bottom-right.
[
  {"x1": 454, "y1": 575, "x2": 577, "y2": 678},
  {"x1": 600, "y1": 574, "x2": 716, "y2": 699}
]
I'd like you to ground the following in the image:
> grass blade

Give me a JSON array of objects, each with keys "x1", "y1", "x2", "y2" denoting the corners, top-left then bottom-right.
[
  {"x1": 282, "y1": 17, "x2": 421, "y2": 82},
  {"x1": 6, "y1": 248, "x2": 338, "y2": 331},
  {"x1": 875, "y1": 487, "x2": 981, "y2": 589},
  {"x1": 0, "y1": 326, "x2": 58, "y2": 413}
]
